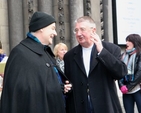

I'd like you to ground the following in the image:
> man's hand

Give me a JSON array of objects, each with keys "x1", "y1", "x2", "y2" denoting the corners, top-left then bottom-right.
[
  {"x1": 64, "y1": 80, "x2": 72, "y2": 93},
  {"x1": 90, "y1": 32, "x2": 103, "y2": 53}
]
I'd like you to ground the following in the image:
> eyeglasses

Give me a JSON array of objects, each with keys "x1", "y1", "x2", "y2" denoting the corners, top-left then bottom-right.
[
  {"x1": 74, "y1": 27, "x2": 93, "y2": 34},
  {"x1": 74, "y1": 27, "x2": 87, "y2": 34}
]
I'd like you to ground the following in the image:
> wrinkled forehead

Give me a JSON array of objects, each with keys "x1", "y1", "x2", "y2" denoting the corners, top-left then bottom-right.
[
  {"x1": 75, "y1": 21, "x2": 90, "y2": 28},
  {"x1": 75, "y1": 20, "x2": 95, "y2": 29}
]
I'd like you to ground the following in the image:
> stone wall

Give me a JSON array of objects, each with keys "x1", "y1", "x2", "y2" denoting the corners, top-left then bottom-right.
[
  {"x1": 0, "y1": 0, "x2": 112, "y2": 54},
  {"x1": 0, "y1": 0, "x2": 9, "y2": 55}
]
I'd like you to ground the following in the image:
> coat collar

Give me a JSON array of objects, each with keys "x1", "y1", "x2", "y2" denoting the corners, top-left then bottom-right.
[
  {"x1": 89, "y1": 45, "x2": 99, "y2": 74},
  {"x1": 74, "y1": 44, "x2": 99, "y2": 75},
  {"x1": 20, "y1": 37, "x2": 67, "y2": 79},
  {"x1": 20, "y1": 37, "x2": 55, "y2": 57},
  {"x1": 74, "y1": 45, "x2": 86, "y2": 75}
]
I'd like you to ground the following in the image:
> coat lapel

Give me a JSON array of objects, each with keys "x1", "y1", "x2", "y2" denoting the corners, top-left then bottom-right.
[
  {"x1": 74, "y1": 45, "x2": 86, "y2": 75},
  {"x1": 89, "y1": 45, "x2": 99, "y2": 74},
  {"x1": 73, "y1": 44, "x2": 99, "y2": 76}
]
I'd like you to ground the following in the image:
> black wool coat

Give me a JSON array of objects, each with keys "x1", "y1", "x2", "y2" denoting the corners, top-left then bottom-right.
[
  {"x1": 0, "y1": 37, "x2": 67, "y2": 113},
  {"x1": 64, "y1": 41, "x2": 127, "y2": 113}
]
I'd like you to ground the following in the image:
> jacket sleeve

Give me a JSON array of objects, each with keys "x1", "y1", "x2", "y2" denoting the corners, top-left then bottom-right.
[
  {"x1": 127, "y1": 53, "x2": 141, "y2": 91},
  {"x1": 118, "y1": 78, "x2": 125, "y2": 88},
  {"x1": 97, "y1": 42, "x2": 127, "y2": 80}
]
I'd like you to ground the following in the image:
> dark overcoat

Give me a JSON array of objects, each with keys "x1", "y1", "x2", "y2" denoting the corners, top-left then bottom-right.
[
  {"x1": 0, "y1": 37, "x2": 67, "y2": 113},
  {"x1": 64, "y1": 41, "x2": 127, "y2": 113}
]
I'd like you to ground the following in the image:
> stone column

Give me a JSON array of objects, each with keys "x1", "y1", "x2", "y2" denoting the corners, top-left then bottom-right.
[
  {"x1": 91, "y1": 0, "x2": 101, "y2": 38},
  {"x1": 103, "y1": 0, "x2": 113, "y2": 43},
  {"x1": 7, "y1": 0, "x2": 24, "y2": 50},
  {"x1": 38, "y1": 0, "x2": 53, "y2": 14},
  {"x1": 63, "y1": 0, "x2": 71, "y2": 49},
  {"x1": 23, "y1": 0, "x2": 38, "y2": 36},
  {"x1": 52, "y1": 0, "x2": 71, "y2": 49},
  {"x1": 0, "y1": 0, "x2": 9, "y2": 55},
  {"x1": 69, "y1": 0, "x2": 84, "y2": 48}
]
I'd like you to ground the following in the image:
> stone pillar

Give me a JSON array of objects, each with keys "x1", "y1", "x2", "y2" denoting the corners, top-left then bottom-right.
[
  {"x1": 63, "y1": 0, "x2": 71, "y2": 49},
  {"x1": 0, "y1": 0, "x2": 9, "y2": 55},
  {"x1": 103, "y1": 0, "x2": 113, "y2": 43},
  {"x1": 38, "y1": 0, "x2": 53, "y2": 14},
  {"x1": 7, "y1": 0, "x2": 24, "y2": 50},
  {"x1": 91, "y1": 0, "x2": 101, "y2": 38},
  {"x1": 69, "y1": 0, "x2": 84, "y2": 48},
  {"x1": 53, "y1": 0, "x2": 71, "y2": 49},
  {"x1": 23, "y1": 0, "x2": 38, "y2": 37},
  {"x1": 84, "y1": 0, "x2": 92, "y2": 16}
]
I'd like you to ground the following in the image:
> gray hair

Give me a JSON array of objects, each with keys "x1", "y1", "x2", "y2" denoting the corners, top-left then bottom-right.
[{"x1": 74, "y1": 16, "x2": 96, "y2": 28}]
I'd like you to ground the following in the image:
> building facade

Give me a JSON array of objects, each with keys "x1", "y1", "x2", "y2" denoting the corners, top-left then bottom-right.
[{"x1": 0, "y1": 0, "x2": 114, "y2": 55}]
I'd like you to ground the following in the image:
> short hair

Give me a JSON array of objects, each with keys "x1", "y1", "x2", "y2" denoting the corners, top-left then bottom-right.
[
  {"x1": 75, "y1": 16, "x2": 96, "y2": 28},
  {"x1": 53, "y1": 43, "x2": 68, "y2": 57}
]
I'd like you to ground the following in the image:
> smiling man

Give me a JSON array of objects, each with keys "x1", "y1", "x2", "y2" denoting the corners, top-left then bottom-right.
[
  {"x1": 64, "y1": 16, "x2": 127, "y2": 113},
  {"x1": 0, "y1": 11, "x2": 72, "y2": 113}
]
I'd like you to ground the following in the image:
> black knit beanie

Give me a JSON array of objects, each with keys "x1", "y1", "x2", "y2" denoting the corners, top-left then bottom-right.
[{"x1": 29, "y1": 11, "x2": 56, "y2": 32}]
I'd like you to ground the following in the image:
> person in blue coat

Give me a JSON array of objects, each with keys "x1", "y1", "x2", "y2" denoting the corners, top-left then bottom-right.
[
  {"x1": 0, "y1": 11, "x2": 72, "y2": 113},
  {"x1": 64, "y1": 16, "x2": 127, "y2": 113}
]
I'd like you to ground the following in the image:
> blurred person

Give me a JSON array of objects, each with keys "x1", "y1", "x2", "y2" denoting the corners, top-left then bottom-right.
[
  {"x1": 0, "y1": 41, "x2": 8, "y2": 92},
  {"x1": 0, "y1": 11, "x2": 72, "y2": 113},
  {"x1": 0, "y1": 41, "x2": 8, "y2": 64},
  {"x1": 53, "y1": 42, "x2": 68, "y2": 73},
  {"x1": 64, "y1": 16, "x2": 127, "y2": 113},
  {"x1": 118, "y1": 34, "x2": 141, "y2": 113}
]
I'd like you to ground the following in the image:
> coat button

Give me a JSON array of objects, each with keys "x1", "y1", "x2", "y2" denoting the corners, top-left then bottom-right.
[
  {"x1": 87, "y1": 88, "x2": 89, "y2": 93},
  {"x1": 46, "y1": 63, "x2": 50, "y2": 67},
  {"x1": 81, "y1": 82, "x2": 83, "y2": 86}
]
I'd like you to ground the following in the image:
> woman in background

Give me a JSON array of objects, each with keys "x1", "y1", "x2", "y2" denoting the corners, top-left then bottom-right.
[
  {"x1": 0, "y1": 41, "x2": 8, "y2": 63},
  {"x1": 118, "y1": 34, "x2": 141, "y2": 113},
  {"x1": 0, "y1": 41, "x2": 8, "y2": 92},
  {"x1": 53, "y1": 42, "x2": 68, "y2": 73}
]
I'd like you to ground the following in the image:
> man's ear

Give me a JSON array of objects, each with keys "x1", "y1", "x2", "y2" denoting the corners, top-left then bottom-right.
[
  {"x1": 40, "y1": 29, "x2": 43, "y2": 32},
  {"x1": 91, "y1": 27, "x2": 96, "y2": 33},
  {"x1": 93, "y1": 28, "x2": 96, "y2": 33}
]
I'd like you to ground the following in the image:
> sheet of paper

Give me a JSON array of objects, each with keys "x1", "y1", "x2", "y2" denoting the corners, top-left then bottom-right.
[{"x1": 0, "y1": 63, "x2": 6, "y2": 74}]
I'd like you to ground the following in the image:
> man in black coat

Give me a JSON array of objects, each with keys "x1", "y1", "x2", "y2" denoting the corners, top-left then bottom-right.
[
  {"x1": 64, "y1": 16, "x2": 127, "y2": 113},
  {"x1": 0, "y1": 11, "x2": 72, "y2": 113}
]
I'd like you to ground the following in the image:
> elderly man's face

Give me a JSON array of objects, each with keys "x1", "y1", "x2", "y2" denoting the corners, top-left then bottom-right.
[{"x1": 41, "y1": 23, "x2": 57, "y2": 45}]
